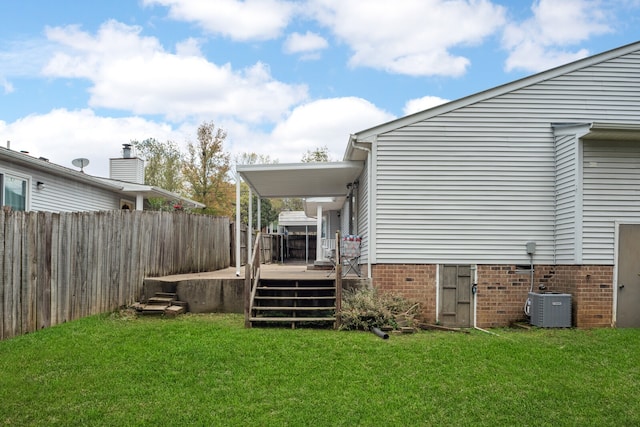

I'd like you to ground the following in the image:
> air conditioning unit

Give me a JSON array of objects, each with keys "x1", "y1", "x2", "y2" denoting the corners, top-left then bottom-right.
[{"x1": 529, "y1": 292, "x2": 572, "y2": 328}]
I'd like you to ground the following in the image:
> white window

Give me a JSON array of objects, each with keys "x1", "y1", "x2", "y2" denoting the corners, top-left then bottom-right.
[{"x1": 1, "y1": 172, "x2": 30, "y2": 211}]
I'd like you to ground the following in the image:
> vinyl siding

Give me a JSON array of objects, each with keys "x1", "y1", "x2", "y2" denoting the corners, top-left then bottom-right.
[
  {"x1": 372, "y1": 50, "x2": 640, "y2": 265},
  {"x1": 582, "y1": 140, "x2": 640, "y2": 264},
  {"x1": 554, "y1": 133, "x2": 580, "y2": 263},
  {"x1": 356, "y1": 160, "x2": 369, "y2": 263},
  {"x1": 1, "y1": 161, "x2": 122, "y2": 212}
]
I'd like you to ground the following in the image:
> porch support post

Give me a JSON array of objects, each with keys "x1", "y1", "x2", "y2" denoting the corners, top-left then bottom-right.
[
  {"x1": 135, "y1": 193, "x2": 144, "y2": 211},
  {"x1": 235, "y1": 172, "x2": 241, "y2": 276},
  {"x1": 316, "y1": 204, "x2": 323, "y2": 262},
  {"x1": 257, "y1": 197, "x2": 261, "y2": 232},
  {"x1": 248, "y1": 187, "x2": 253, "y2": 263}
]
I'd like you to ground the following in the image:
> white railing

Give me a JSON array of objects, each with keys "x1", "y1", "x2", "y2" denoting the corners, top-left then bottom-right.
[{"x1": 322, "y1": 238, "x2": 336, "y2": 259}]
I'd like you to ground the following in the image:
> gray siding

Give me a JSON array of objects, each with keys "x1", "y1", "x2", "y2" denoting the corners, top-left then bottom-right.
[
  {"x1": 582, "y1": 140, "x2": 640, "y2": 264},
  {"x1": 373, "y1": 50, "x2": 640, "y2": 265},
  {"x1": 555, "y1": 133, "x2": 580, "y2": 263},
  {"x1": 356, "y1": 159, "x2": 369, "y2": 263}
]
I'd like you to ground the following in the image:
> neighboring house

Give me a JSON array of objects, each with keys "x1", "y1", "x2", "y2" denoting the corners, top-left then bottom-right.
[
  {"x1": 237, "y1": 41, "x2": 640, "y2": 329},
  {"x1": 0, "y1": 144, "x2": 204, "y2": 212}
]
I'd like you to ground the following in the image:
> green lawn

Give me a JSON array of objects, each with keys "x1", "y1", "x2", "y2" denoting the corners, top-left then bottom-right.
[{"x1": 1, "y1": 313, "x2": 638, "y2": 426}]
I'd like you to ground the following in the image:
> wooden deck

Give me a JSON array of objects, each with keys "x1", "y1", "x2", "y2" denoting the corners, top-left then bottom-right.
[
  {"x1": 151, "y1": 263, "x2": 364, "y2": 282},
  {"x1": 143, "y1": 263, "x2": 369, "y2": 325}
]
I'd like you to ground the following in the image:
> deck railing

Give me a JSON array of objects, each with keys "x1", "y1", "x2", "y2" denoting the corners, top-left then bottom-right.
[
  {"x1": 334, "y1": 231, "x2": 342, "y2": 329},
  {"x1": 322, "y1": 237, "x2": 336, "y2": 259},
  {"x1": 244, "y1": 231, "x2": 262, "y2": 327}
]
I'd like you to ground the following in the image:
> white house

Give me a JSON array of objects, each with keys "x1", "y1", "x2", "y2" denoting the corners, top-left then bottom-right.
[
  {"x1": 238, "y1": 41, "x2": 640, "y2": 328},
  {"x1": 0, "y1": 144, "x2": 203, "y2": 212}
]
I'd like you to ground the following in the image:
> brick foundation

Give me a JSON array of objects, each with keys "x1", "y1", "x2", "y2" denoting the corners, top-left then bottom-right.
[
  {"x1": 550, "y1": 265, "x2": 613, "y2": 328},
  {"x1": 371, "y1": 263, "x2": 614, "y2": 328},
  {"x1": 371, "y1": 264, "x2": 437, "y2": 324}
]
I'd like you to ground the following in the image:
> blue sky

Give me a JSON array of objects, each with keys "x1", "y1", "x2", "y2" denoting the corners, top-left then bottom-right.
[{"x1": 1, "y1": 0, "x2": 639, "y2": 177}]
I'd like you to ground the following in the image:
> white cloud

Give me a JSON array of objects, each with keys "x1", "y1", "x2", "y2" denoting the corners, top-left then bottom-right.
[
  {"x1": 264, "y1": 97, "x2": 395, "y2": 162},
  {"x1": 308, "y1": 0, "x2": 506, "y2": 77},
  {"x1": 403, "y1": 96, "x2": 450, "y2": 116},
  {"x1": 502, "y1": 0, "x2": 613, "y2": 72},
  {"x1": 0, "y1": 98, "x2": 393, "y2": 179},
  {"x1": 175, "y1": 37, "x2": 203, "y2": 57},
  {"x1": 1, "y1": 78, "x2": 14, "y2": 94},
  {"x1": 283, "y1": 31, "x2": 328, "y2": 55},
  {"x1": 42, "y1": 20, "x2": 308, "y2": 123},
  {"x1": 0, "y1": 109, "x2": 189, "y2": 177},
  {"x1": 143, "y1": 0, "x2": 296, "y2": 41}
]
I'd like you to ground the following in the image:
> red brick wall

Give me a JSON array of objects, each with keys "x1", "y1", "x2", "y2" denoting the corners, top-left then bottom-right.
[
  {"x1": 371, "y1": 264, "x2": 437, "y2": 323},
  {"x1": 549, "y1": 265, "x2": 613, "y2": 328},
  {"x1": 476, "y1": 265, "x2": 536, "y2": 327},
  {"x1": 370, "y1": 263, "x2": 614, "y2": 328}
]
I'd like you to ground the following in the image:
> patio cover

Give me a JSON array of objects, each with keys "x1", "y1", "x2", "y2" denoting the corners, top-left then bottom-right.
[
  {"x1": 234, "y1": 161, "x2": 363, "y2": 273},
  {"x1": 236, "y1": 161, "x2": 364, "y2": 199}
]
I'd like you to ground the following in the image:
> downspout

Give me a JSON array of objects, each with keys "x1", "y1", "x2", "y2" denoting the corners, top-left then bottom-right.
[{"x1": 351, "y1": 138, "x2": 373, "y2": 279}]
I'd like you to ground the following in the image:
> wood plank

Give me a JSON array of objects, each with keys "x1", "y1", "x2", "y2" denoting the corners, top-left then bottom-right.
[
  {"x1": 254, "y1": 296, "x2": 335, "y2": 300},
  {"x1": 9, "y1": 212, "x2": 22, "y2": 338},
  {"x1": 253, "y1": 306, "x2": 336, "y2": 311},
  {"x1": 165, "y1": 305, "x2": 185, "y2": 316},
  {"x1": 250, "y1": 317, "x2": 336, "y2": 322},
  {"x1": 256, "y1": 286, "x2": 336, "y2": 291},
  {"x1": 36, "y1": 212, "x2": 52, "y2": 330},
  {"x1": 24, "y1": 212, "x2": 38, "y2": 335},
  {"x1": 50, "y1": 212, "x2": 59, "y2": 326}
]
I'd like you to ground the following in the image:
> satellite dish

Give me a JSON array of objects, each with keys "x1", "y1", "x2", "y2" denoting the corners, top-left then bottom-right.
[{"x1": 72, "y1": 158, "x2": 90, "y2": 173}]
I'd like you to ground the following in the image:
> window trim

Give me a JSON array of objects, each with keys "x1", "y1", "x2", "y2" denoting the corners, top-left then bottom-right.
[{"x1": 0, "y1": 169, "x2": 32, "y2": 211}]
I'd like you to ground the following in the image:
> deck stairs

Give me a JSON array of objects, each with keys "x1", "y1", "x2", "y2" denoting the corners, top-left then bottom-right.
[{"x1": 249, "y1": 278, "x2": 337, "y2": 328}]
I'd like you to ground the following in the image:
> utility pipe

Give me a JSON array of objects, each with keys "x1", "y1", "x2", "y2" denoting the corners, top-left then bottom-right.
[
  {"x1": 472, "y1": 265, "x2": 498, "y2": 336},
  {"x1": 371, "y1": 327, "x2": 389, "y2": 339}
]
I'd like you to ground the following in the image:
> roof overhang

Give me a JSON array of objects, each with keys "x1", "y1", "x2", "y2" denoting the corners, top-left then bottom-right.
[
  {"x1": 0, "y1": 147, "x2": 123, "y2": 191},
  {"x1": 278, "y1": 211, "x2": 316, "y2": 227},
  {"x1": 97, "y1": 179, "x2": 206, "y2": 208},
  {"x1": 583, "y1": 122, "x2": 640, "y2": 141},
  {"x1": 236, "y1": 161, "x2": 364, "y2": 198},
  {"x1": 303, "y1": 196, "x2": 347, "y2": 217}
]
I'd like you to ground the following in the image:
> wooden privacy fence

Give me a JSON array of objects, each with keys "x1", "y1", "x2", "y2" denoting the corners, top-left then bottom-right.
[{"x1": 0, "y1": 210, "x2": 230, "y2": 340}]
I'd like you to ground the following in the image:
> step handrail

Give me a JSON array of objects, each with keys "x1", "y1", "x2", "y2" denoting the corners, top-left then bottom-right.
[
  {"x1": 244, "y1": 231, "x2": 262, "y2": 327},
  {"x1": 334, "y1": 230, "x2": 342, "y2": 329}
]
